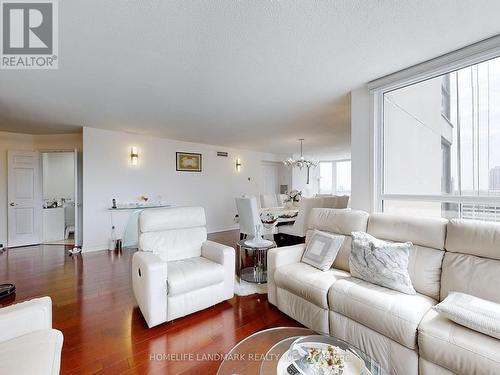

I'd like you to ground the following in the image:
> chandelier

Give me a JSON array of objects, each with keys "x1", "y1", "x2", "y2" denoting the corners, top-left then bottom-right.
[{"x1": 284, "y1": 139, "x2": 317, "y2": 183}]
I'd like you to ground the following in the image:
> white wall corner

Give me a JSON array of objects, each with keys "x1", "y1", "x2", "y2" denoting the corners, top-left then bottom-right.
[{"x1": 350, "y1": 85, "x2": 373, "y2": 212}]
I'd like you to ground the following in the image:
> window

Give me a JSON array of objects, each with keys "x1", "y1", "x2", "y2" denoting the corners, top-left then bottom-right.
[
  {"x1": 380, "y1": 55, "x2": 500, "y2": 222},
  {"x1": 319, "y1": 160, "x2": 351, "y2": 195},
  {"x1": 319, "y1": 162, "x2": 333, "y2": 194},
  {"x1": 336, "y1": 160, "x2": 351, "y2": 195},
  {"x1": 441, "y1": 75, "x2": 451, "y2": 121}
]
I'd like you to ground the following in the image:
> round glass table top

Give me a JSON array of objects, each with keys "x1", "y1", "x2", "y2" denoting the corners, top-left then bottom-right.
[
  {"x1": 238, "y1": 239, "x2": 277, "y2": 250},
  {"x1": 217, "y1": 327, "x2": 383, "y2": 375}
]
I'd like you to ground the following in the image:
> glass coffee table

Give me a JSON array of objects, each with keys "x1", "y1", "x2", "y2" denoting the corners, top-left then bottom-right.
[{"x1": 217, "y1": 327, "x2": 383, "y2": 375}]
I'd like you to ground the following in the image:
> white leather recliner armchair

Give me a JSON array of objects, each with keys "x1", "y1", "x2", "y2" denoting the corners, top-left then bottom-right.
[
  {"x1": 0, "y1": 297, "x2": 63, "y2": 375},
  {"x1": 132, "y1": 206, "x2": 235, "y2": 328}
]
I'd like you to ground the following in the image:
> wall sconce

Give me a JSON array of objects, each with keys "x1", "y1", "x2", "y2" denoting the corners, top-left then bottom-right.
[
  {"x1": 236, "y1": 158, "x2": 242, "y2": 172},
  {"x1": 131, "y1": 147, "x2": 139, "y2": 166}
]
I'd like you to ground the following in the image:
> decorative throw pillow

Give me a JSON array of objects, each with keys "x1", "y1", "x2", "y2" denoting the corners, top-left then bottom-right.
[
  {"x1": 301, "y1": 230, "x2": 345, "y2": 271},
  {"x1": 349, "y1": 231, "x2": 416, "y2": 294},
  {"x1": 433, "y1": 292, "x2": 500, "y2": 340}
]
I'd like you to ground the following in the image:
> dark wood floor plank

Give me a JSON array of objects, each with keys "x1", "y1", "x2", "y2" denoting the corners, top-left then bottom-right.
[{"x1": 0, "y1": 230, "x2": 301, "y2": 374}]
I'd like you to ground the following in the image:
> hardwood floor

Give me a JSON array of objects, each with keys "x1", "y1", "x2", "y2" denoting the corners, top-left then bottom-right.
[{"x1": 0, "y1": 230, "x2": 301, "y2": 374}]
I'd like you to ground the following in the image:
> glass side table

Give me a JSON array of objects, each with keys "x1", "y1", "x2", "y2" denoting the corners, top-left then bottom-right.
[{"x1": 237, "y1": 239, "x2": 277, "y2": 284}]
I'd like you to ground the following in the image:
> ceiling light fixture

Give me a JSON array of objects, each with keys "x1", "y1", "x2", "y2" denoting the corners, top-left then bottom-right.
[{"x1": 283, "y1": 139, "x2": 317, "y2": 184}]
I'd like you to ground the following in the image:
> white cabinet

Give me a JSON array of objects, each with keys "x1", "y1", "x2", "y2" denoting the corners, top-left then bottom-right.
[{"x1": 42, "y1": 207, "x2": 65, "y2": 242}]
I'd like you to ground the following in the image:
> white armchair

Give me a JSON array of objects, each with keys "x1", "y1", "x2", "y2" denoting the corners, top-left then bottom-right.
[
  {"x1": 0, "y1": 297, "x2": 63, "y2": 375},
  {"x1": 132, "y1": 206, "x2": 235, "y2": 328}
]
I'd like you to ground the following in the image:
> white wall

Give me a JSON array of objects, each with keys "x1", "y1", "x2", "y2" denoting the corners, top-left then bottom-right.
[
  {"x1": 82, "y1": 127, "x2": 279, "y2": 252},
  {"x1": 42, "y1": 152, "x2": 75, "y2": 200},
  {"x1": 33, "y1": 133, "x2": 83, "y2": 151},
  {"x1": 277, "y1": 163, "x2": 292, "y2": 193},
  {"x1": 0, "y1": 131, "x2": 82, "y2": 247},
  {"x1": 350, "y1": 86, "x2": 372, "y2": 211},
  {"x1": 292, "y1": 166, "x2": 314, "y2": 197}
]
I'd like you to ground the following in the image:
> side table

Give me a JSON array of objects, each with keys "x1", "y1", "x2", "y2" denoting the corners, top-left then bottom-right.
[{"x1": 237, "y1": 239, "x2": 277, "y2": 284}]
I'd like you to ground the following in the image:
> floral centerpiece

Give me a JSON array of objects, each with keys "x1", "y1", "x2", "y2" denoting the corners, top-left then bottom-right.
[
  {"x1": 260, "y1": 212, "x2": 278, "y2": 229},
  {"x1": 285, "y1": 190, "x2": 302, "y2": 203}
]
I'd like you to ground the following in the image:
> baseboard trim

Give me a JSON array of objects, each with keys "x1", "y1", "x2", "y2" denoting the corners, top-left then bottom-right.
[
  {"x1": 207, "y1": 225, "x2": 239, "y2": 234},
  {"x1": 82, "y1": 244, "x2": 109, "y2": 253}
]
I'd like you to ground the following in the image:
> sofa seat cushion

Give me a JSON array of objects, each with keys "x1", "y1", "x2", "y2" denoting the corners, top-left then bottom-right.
[
  {"x1": 0, "y1": 329, "x2": 63, "y2": 375},
  {"x1": 274, "y1": 263, "x2": 350, "y2": 309},
  {"x1": 168, "y1": 257, "x2": 224, "y2": 296},
  {"x1": 418, "y1": 309, "x2": 500, "y2": 375},
  {"x1": 328, "y1": 277, "x2": 435, "y2": 349}
]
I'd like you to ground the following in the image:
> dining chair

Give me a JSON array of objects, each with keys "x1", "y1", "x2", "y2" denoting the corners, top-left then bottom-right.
[
  {"x1": 335, "y1": 195, "x2": 350, "y2": 209},
  {"x1": 321, "y1": 195, "x2": 338, "y2": 208},
  {"x1": 276, "y1": 197, "x2": 323, "y2": 245},
  {"x1": 317, "y1": 195, "x2": 350, "y2": 209},
  {"x1": 235, "y1": 196, "x2": 263, "y2": 240},
  {"x1": 260, "y1": 194, "x2": 280, "y2": 208},
  {"x1": 277, "y1": 194, "x2": 288, "y2": 206}
]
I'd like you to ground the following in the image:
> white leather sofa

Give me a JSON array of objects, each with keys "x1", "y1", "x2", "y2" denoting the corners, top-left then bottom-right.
[
  {"x1": 418, "y1": 219, "x2": 500, "y2": 375},
  {"x1": 132, "y1": 206, "x2": 235, "y2": 328},
  {"x1": 0, "y1": 297, "x2": 63, "y2": 375},
  {"x1": 268, "y1": 209, "x2": 369, "y2": 334},
  {"x1": 268, "y1": 208, "x2": 500, "y2": 375}
]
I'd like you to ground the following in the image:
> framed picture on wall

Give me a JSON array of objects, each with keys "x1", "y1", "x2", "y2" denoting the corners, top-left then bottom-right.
[{"x1": 176, "y1": 152, "x2": 202, "y2": 172}]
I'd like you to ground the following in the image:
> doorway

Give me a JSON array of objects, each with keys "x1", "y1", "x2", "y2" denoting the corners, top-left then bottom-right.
[
  {"x1": 7, "y1": 149, "x2": 83, "y2": 249},
  {"x1": 261, "y1": 161, "x2": 280, "y2": 194},
  {"x1": 41, "y1": 151, "x2": 76, "y2": 245}
]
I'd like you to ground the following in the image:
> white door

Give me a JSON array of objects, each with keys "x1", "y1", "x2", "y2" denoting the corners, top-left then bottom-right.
[
  {"x1": 7, "y1": 151, "x2": 42, "y2": 247},
  {"x1": 262, "y1": 162, "x2": 279, "y2": 194},
  {"x1": 74, "y1": 149, "x2": 83, "y2": 248}
]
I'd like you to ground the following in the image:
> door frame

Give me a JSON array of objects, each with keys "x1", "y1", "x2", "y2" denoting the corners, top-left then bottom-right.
[{"x1": 40, "y1": 149, "x2": 81, "y2": 246}]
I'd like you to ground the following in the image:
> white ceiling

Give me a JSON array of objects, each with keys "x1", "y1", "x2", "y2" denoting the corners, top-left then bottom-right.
[{"x1": 1, "y1": 1, "x2": 500, "y2": 155}]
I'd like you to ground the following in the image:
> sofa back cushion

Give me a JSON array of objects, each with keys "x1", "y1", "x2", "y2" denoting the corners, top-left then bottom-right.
[
  {"x1": 445, "y1": 219, "x2": 500, "y2": 259},
  {"x1": 307, "y1": 208, "x2": 369, "y2": 272},
  {"x1": 367, "y1": 213, "x2": 447, "y2": 300},
  {"x1": 441, "y1": 220, "x2": 500, "y2": 303},
  {"x1": 139, "y1": 207, "x2": 207, "y2": 261}
]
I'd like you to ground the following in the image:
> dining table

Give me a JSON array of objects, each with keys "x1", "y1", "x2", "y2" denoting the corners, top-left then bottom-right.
[{"x1": 260, "y1": 206, "x2": 299, "y2": 224}]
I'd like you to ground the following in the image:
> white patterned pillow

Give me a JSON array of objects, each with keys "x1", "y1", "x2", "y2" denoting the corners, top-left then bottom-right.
[
  {"x1": 433, "y1": 292, "x2": 500, "y2": 339},
  {"x1": 301, "y1": 230, "x2": 345, "y2": 271},
  {"x1": 349, "y1": 231, "x2": 416, "y2": 294}
]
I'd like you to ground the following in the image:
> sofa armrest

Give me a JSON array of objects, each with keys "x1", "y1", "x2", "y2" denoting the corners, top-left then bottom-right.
[
  {"x1": 202, "y1": 240, "x2": 235, "y2": 300},
  {"x1": 132, "y1": 251, "x2": 168, "y2": 328},
  {"x1": 267, "y1": 244, "x2": 306, "y2": 305},
  {"x1": 202, "y1": 240, "x2": 234, "y2": 265},
  {"x1": 0, "y1": 296, "x2": 53, "y2": 343}
]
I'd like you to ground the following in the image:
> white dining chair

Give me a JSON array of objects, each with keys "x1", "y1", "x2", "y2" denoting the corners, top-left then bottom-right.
[
  {"x1": 235, "y1": 196, "x2": 263, "y2": 239},
  {"x1": 260, "y1": 194, "x2": 280, "y2": 208},
  {"x1": 277, "y1": 194, "x2": 288, "y2": 207},
  {"x1": 321, "y1": 195, "x2": 338, "y2": 209},
  {"x1": 278, "y1": 197, "x2": 324, "y2": 238},
  {"x1": 316, "y1": 194, "x2": 350, "y2": 209},
  {"x1": 335, "y1": 195, "x2": 350, "y2": 209}
]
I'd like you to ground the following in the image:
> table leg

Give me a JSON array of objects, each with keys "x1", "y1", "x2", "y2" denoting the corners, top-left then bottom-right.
[{"x1": 236, "y1": 244, "x2": 241, "y2": 284}]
